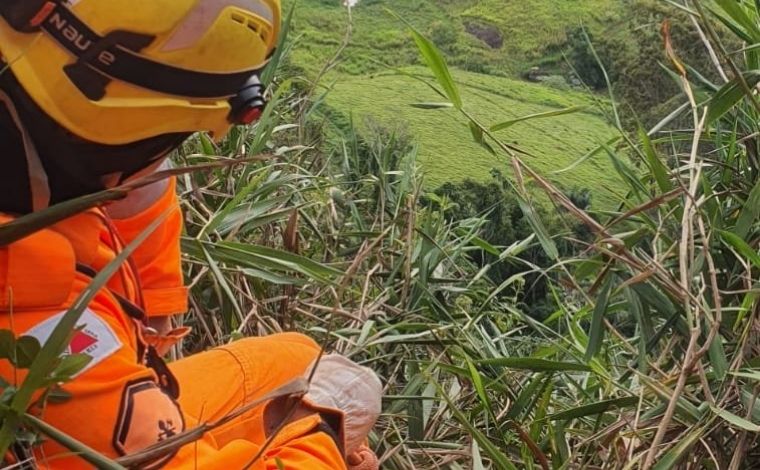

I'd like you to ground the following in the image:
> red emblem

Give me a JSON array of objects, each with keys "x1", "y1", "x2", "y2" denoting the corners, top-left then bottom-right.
[{"x1": 69, "y1": 331, "x2": 98, "y2": 354}]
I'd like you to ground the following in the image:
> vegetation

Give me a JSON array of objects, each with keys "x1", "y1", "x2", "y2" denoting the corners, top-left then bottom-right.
[
  {"x1": 567, "y1": 0, "x2": 735, "y2": 126},
  {"x1": 284, "y1": 0, "x2": 623, "y2": 76},
  {"x1": 2, "y1": 1, "x2": 760, "y2": 469},
  {"x1": 286, "y1": 0, "x2": 628, "y2": 198},
  {"x1": 323, "y1": 66, "x2": 620, "y2": 204},
  {"x1": 180, "y1": 2, "x2": 760, "y2": 467}
]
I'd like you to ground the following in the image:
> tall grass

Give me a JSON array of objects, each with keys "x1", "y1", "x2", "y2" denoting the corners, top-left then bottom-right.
[
  {"x1": 1, "y1": 1, "x2": 760, "y2": 469},
  {"x1": 174, "y1": 2, "x2": 760, "y2": 467},
  {"x1": 380, "y1": 0, "x2": 760, "y2": 468}
]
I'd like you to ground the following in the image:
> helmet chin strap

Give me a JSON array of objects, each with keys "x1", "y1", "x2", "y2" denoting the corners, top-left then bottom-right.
[{"x1": 0, "y1": 90, "x2": 51, "y2": 212}]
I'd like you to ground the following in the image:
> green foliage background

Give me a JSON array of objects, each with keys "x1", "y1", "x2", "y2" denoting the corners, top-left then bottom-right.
[{"x1": 324, "y1": 66, "x2": 620, "y2": 204}]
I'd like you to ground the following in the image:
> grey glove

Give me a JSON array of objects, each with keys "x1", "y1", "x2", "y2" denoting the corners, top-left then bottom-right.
[{"x1": 305, "y1": 354, "x2": 382, "y2": 455}]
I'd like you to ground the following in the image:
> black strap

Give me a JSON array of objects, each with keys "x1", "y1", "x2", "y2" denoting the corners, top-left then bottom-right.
[
  {"x1": 146, "y1": 347, "x2": 181, "y2": 399},
  {"x1": 75, "y1": 264, "x2": 146, "y2": 321},
  {"x1": 5, "y1": 1, "x2": 261, "y2": 99},
  {"x1": 74, "y1": 263, "x2": 180, "y2": 399}
]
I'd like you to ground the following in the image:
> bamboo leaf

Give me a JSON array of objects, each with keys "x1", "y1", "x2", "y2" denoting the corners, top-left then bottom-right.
[
  {"x1": 711, "y1": 405, "x2": 760, "y2": 432},
  {"x1": 708, "y1": 334, "x2": 728, "y2": 381},
  {"x1": 712, "y1": 0, "x2": 760, "y2": 42},
  {"x1": 490, "y1": 106, "x2": 587, "y2": 132},
  {"x1": 465, "y1": 356, "x2": 492, "y2": 419},
  {"x1": 261, "y1": 0, "x2": 295, "y2": 86},
  {"x1": 730, "y1": 370, "x2": 760, "y2": 382},
  {"x1": 431, "y1": 380, "x2": 516, "y2": 469},
  {"x1": 183, "y1": 239, "x2": 343, "y2": 284},
  {"x1": 406, "y1": 361, "x2": 424, "y2": 441},
  {"x1": 0, "y1": 330, "x2": 16, "y2": 361},
  {"x1": 638, "y1": 127, "x2": 673, "y2": 193},
  {"x1": 477, "y1": 358, "x2": 591, "y2": 372},
  {"x1": 14, "y1": 336, "x2": 41, "y2": 369},
  {"x1": 391, "y1": 11, "x2": 463, "y2": 109},
  {"x1": 515, "y1": 195, "x2": 559, "y2": 260},
  {"x1": 585, "y1": 278, "x2": 612, "y2": 361},
  {"x1": 706, "y1": 71, "x2": 760, "y2": 125},
  {"x1": 550, "y1": 397, "x2": 639, "y2": 421},
  {"x1": 718, "y1": 230, "x2": 760, "y2": 269},
  {"x1": 734, "y1": 179, "x2": 760, "y2": 239},
  {"x1": 652, "y1": 426, "x2": 706, "y2": 470},
  {"x1": 410, "y1": 102, "x2": 454, "y2": 109},
  {"x1": 52, "y1": 354, "x2": 92, "y2": 381}
]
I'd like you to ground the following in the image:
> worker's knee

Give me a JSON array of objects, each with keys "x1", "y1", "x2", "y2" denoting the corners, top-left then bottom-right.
[
  {"x1": 218, "y1": 333, "x2": 321, "y2": 396},
  {"x1": 223, "y1": 332, "x2": 319, "y2": 354},
  {"x1": 219, "y1": 333, "x2": 321, "y2": 381},
  {"x1": 272, "y1": 332, "x2": 321, "y2": 352}
]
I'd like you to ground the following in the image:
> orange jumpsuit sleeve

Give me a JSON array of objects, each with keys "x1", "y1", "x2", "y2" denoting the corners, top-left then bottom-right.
[{"x1": 110, "y1": 177, "x2": 187, "y2": 317}]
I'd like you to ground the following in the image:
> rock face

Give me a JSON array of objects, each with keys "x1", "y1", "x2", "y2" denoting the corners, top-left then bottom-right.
[{"x1": 464, "y1": 21, "x2": 503, "y2": 49}]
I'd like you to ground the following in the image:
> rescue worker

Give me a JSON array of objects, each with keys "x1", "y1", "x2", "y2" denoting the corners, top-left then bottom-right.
[{"x1": 0, "y1": 1, "x2": 382, "y2": 469}]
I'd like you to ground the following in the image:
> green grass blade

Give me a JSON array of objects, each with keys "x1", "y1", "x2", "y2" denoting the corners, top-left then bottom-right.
[
  {"x1": 585, "y1": 278, "x2": 612, "y2": 361},
  {"x1": 708, "y1": 333, "x2": 728, "y2": 381},
  {"x1": 734, "y1": 179, "x2": 760, "y2": 239},
  {"x1": 261, "y1": 0, "x2": 296, "y2": 86},
  {"x1": 515, "y1": 195, "x2": 559, "y2": 260},
  {"x1": 409, "y1": 102, "x2": 454, "y2": 109},
  {"x1": 431, "y1": 380, "x2": 517, "y2": 470},
  {"x1": 713, "y1": 0, "x2": 760, "y2": 42},
  {"x1": 465, "y1": 355, "x2": 493, "y2": 420},
  {"x1": 706, "y1": 71, "x2": 760, "y2": 125},
  {"x1": 711, "y1": 405, "x2": 760, "y2": 432},
  {"x1": 638, "y1": 127, "x2": 673, "y2": 193},
  {"x1": 477, "y1": 358, "x2": 591, "y2": 372},
  {"x1": 652, "y1": 426, "x2": 706, "y2": 470},
  {"x1": 490, "y1": 106, "x2": 587, "y2": 132},
  {"x1": 390, "y1": 10, "x2": 463, "y2": 109},
  {"x1": 718, "y1": 230, "x2": 760, "y2": 269},
  {"x1": 24, "y1": 413, "x2": 125, "y2": 470},
  {"x1": 550, "y1": 397, "x2": 639, "y2": 421}
]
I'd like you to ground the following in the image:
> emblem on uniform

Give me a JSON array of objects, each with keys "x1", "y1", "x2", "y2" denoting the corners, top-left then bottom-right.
[{"x1": 24, "y1": 308, "x2": 123, "y2": 376}]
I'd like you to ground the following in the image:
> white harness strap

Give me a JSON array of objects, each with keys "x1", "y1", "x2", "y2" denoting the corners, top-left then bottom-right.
[{"x1": 0, "y1": 90, "x2": 51, "y2": 211}]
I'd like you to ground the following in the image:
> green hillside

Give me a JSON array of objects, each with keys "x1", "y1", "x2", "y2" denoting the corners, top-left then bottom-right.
[
  {"x1": 283, "y1": 0, "x2": 627, "y2": 207},
  {"x1": 285, "y1": 0, "x2": 623, "y2": 75},
  {"x1": 325, "y1": 67, "x2": 621, "y2": 206}
]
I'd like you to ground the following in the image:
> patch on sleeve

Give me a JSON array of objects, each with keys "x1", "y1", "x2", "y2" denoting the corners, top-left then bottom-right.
[
  {"x1": 24, "y1": 308, "x2": 123, "y2": 376},
  {"x1": 113, "y1": 380, "x2": 185, "y2": 469}
]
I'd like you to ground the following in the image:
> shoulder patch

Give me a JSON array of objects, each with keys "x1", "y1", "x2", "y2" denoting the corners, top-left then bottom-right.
[
  {"x1": 24, "y1": 308, "x2": 123, "y2": 376},
  {"x1": 113, "y1": 379, "x2": 185, "y2": 468}
]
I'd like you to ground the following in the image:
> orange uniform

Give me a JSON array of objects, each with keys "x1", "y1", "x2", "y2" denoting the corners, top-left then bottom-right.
[{"x1": 0, "y1": 178, "x2": 347, "y2": 469}]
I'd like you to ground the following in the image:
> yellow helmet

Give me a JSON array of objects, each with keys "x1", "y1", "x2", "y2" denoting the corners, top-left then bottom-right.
[
  {"x1": 0, "y1": 0, "x2": 280, "y2": 213},
  {"x1": 0, "y1": 0, "x2": 280, "y2": 144}
]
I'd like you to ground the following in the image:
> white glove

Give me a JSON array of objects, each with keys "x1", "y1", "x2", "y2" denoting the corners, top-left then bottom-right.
[{"x1": 305, "y1": 354, "x2": 382, "y2": 455}]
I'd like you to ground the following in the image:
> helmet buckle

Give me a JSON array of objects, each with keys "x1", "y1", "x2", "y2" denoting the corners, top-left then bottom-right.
[{"x1": 0, "y1": 0, "x2": 56, "y2": 32}]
